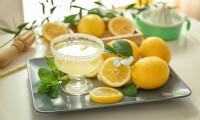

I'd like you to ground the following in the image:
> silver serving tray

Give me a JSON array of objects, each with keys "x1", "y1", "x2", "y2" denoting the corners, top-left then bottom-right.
[{"x1": 27, "y1": 58, "x2": 191, "y2": 113}]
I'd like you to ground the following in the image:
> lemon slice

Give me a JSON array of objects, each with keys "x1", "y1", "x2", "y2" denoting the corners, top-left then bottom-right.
[
  {"x1": 42, "y1": 22, "x2": 69, "y2": 43},
  {"x1": 89, "y1": 87, "x2": 123, "y2": 104},
  {"x1": 99, "y1": 57, "x2": 131, "y2": 87},
  {"x1": 108, "y1": 17, "x2": 135, "y2": 35},
  {"x1": 86, "y1": 56, "x2": 104, "y2": 78}
]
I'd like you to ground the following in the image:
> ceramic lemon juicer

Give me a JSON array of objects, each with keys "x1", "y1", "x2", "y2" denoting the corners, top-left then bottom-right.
[{"x1": 136, "y1": 2, "x2": 191, "y2": 41}]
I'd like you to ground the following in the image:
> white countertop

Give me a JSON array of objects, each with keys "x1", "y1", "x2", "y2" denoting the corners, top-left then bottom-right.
[{"x1": 0, "y1": 1, "x2": 200, "y2": 119}]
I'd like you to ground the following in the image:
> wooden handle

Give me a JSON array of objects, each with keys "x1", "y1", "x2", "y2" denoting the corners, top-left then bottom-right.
[
  {"x1": 0, "y1": 46, "x2": 18, "y2": 68},
  {"x1": 0, "y1": 30, "x2": 35, "y2": 69}
]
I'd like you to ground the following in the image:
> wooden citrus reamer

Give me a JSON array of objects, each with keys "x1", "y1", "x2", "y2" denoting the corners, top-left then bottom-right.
[{"x1": 0, "y1": 30, "x2": 36, "y2": 68}]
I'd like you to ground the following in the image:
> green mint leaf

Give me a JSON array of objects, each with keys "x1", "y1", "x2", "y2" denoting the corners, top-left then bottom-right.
[
  {"x1": 44, "y1": 56, "x2": 56, "y2": 71},
  {"x1": 122, "y1": 83, "x2": 137, "y2": 97},
  {"x1": 38, "y1": 68, "x2": 55, "y2": 84},
  {"x1": 126, "y1": 4, "x2": 135, "y2": 10},
  {"x1": 38, "y1": 84, "x2": 50, "y2": 94},
  {"x1": 104, "y1": 43, "x2": 117, "y2": 55},
  {"x1": 112, "y1": 40, "x2": 133, "y2": 57},
  {"x1": 50, "y1": 6, "x2": 56, "y2": 14},
  {"x1": 104, "y1": 12, "x2": 117, "y2": 18},
  {"x1": 0, "y1": 27, "x2": 17, "y2": 34},
  {"x1": 61, "y1": 78, "x2": 70, "y2": 86},
  {"x1": 44, "y1": 57, "x2": 66, "y2": 79},
  {"x1": 63, "y1": 14, "x2": 78, "y2": 25},
  {"x1": 47, "y1": 85, "x2": 59, "y2": 99},
  {"x1": 94, "y1": 1, "x2": 104, "y2": 6}
]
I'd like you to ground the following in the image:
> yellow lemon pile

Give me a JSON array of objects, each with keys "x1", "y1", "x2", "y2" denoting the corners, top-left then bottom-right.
[
  {"x1": 90, "y1": 37, "x2": 171, "y2": 104},
  {"x1": 77, "y1": 14, "x2": 135, "y2": 37}
]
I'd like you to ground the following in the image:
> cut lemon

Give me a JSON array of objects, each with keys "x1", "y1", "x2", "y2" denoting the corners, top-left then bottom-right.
[
  {"x1": 99, "y1": 57, "x2": 131, "y2": 87},
  {"x1": 89, "y1": 87, "x2": 123, "y2": 104},
  {"x1": 86, "y1": 56, "x2": 104, "y2": 78},
  {"x1": 42, "y1": 22, "x2": 69, "y2": 43},
  {"x1": 108, "y1": 17, "x2": 135, "y2": 35}
]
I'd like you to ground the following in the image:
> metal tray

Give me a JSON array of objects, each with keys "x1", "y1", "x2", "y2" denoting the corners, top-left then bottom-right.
[{"x1": 27, "y1": 58, "x2": 191, "y2": 112}]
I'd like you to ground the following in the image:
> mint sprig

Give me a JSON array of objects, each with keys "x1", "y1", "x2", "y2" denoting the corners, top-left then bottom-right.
[
  {"x1": 122, "y1": 83, "x2": 137, "y2": 97},
  {"x1": 37, "y1": 57, "x2": 70, "y2": 99}
]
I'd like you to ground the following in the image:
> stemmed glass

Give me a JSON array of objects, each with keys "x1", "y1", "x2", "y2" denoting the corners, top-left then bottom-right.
[{"x1": 50, "y1": 33, "x2": 104, "y2": 95}]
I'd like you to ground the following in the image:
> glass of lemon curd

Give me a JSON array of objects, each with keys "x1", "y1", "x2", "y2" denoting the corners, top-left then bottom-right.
[{"x1": 51, "y1": 33, "x2": 104, "y2": 95}]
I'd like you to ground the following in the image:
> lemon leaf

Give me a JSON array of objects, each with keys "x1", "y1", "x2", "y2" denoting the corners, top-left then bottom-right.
[
  {"x1": 113, "y1": 40, "x2": 133, "y2": 57},
  {"x1": 104, "y1": 12, "x2": 117, "y2": 18},
  {"x1": 64, "y1": 14, "x2": 78, "y2": 26},
  {"x1": 104, "y1": 43, "x2": 117, "y2": 55},
  {"x1": 122, "y1": 83, "x2": 137, "y2": 97},
  {"x1": 94, "y1": 1, "x2": 104, "y2": 6}
]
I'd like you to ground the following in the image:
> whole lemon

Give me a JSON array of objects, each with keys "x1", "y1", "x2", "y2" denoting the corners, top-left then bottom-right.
[
  {"x1": 140, "y1": 37, "x2": 171, "y2": 63},
  {"x1": 132, "y1": 56, "x2": 170, "y2": 89},
  {"x1": 108, "y1": 39, "x2": 140, "y2": 64},
  {"x1": 77, "y1": 14, "x2": 105, "y2": 37}
]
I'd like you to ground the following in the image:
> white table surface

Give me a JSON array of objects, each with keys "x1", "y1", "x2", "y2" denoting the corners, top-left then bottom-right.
[{"x1": 1, "y1": 2, "x2": 200, "y2": 119}]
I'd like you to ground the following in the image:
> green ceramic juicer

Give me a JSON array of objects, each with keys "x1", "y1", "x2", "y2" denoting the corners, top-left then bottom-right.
[{"x1": 135, "y1": 2, "x2": 191, "y2": 41}]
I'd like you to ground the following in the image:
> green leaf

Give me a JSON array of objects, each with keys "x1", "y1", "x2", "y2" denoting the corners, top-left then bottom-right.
[
  {"x1": 112, "y1": 40, "x2": 133, "y2": 57},
  {"x1": 94, "y1": 1, "x2": 104, "y2": 6},
  {"x1": 47, "y1": 85, "x2": 59, "y2": 99},
  {"x1": 126, "y1": 3, "x2": 135, "y2": 10},
  {"x1": 51, "y1": 0, "x2": 54, "y2": 5},
  {"x1": 70, "y1": 0, "x2": 76, "y2": 5},
  {"x1": 50, "y1": 6, "x2": 56, "y2": 14},
  {"x1": 70, "y1": 5, "x2": 87, "y2": 10},
  {"x1": 63, "y1": 14, "x2": 77, "y2": 25},
  {"x1": 104, "y1": 43, "x2": 117, "y2": 55},
  {"x1": 38, "y1": 68, "x2": 55, "y2": 84},
  {"x1": 44, "y1": 57, "x2": 65, "y2": 79},
  {"x1": 40, "y1": 2, "x2": 45, "y2": 14},
  {"x1": 17, "y1": 22, "x2": 28, "y2": 30},
  {"x1": 61, "y1": 78, "x2": 70, "y2": 86},
  {"x1": 26, "y1": 20, "x2": 37, "y2": 30},
  {"x1": 41, "y1": 16, "x2": 50, "y2": 25},
  {"x1": 0, "y1": 27, "x2": 17, "y2": 34},
  {"x1": 44, "y1": 57, "x2": 56, "y2": 71},
  {"x1": 122, "y1": 83, "x2": 137, "y2": 97},
  {"x1": 88, "y1": 8, "x2": 103, "y2": 17},
  {"x1": 79, "y1": 9, "x2": 83, "y2": 19},
  {"x1": 38, "y1": 84, "x2": 50, "y2": 94},
  {"x1": 104, "y1": 12, "x2": 117, "y2": 18}
]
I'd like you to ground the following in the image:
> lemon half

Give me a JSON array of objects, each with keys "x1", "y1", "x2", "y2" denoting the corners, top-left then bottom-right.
[
  {"x1": 99, "y1": 57, "x2": 131, "y2": 87},
  {"x1": 42, "y1": 22, "x2": 69, "y2": 42},
  {"x1": 108, "y1": 17, "x2": 135, "y2": 35}
]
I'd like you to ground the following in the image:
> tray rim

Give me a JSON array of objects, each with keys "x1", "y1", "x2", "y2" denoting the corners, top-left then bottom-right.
[{"x1": 27, "y1": 57, "x2": 192, "y2": 113}]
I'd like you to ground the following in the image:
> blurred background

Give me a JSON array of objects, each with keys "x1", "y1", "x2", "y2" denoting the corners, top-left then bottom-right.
[{"x1": 0, "y1": 0, "x2": 199, "y2": 31}]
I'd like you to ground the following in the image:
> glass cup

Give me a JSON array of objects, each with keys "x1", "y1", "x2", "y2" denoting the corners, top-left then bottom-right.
[{"x1": 50, "y1": 33, "x2": 104, "y2": 95}]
